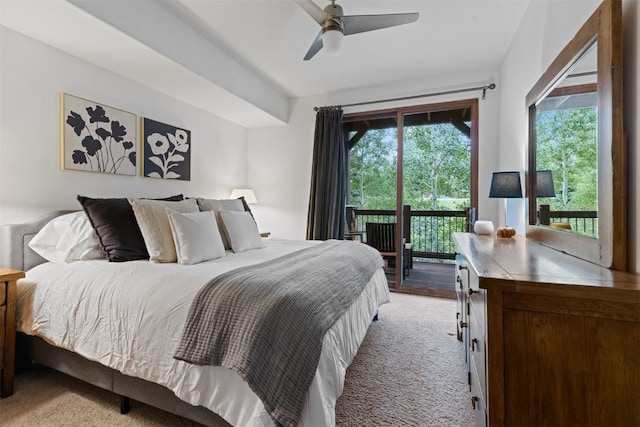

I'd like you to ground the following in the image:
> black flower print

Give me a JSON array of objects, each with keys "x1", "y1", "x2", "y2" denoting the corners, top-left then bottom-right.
[
  {"x1": 65, "y1": 99, "x2": 135, "y2": 174},
  {"x1": 86, "y1": 105, "x2": 109, "y2": 123},
  {"x1": 111, "y1": 121, "x2": 126, "y2": 142},
  {"x1": 67, "y1": 112, "x2": 85, "y2": 136},
  {"x1": 95, "y1": 127, "x2": 111, "y2": 140},
  {"x1": 72, "y1": 150, "x2": 87, "y2": 164},
  {"x1": 82, "y1": 136, "x2": 102, "y2": 156}
]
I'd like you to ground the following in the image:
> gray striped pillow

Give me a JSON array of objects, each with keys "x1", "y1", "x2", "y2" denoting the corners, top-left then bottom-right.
[{"x1": 129, "y1": 198, "x2": 199, "y2": 263}]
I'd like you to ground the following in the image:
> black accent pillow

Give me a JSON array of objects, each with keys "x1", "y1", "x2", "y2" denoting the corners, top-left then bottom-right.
[
  {"x1": 77, "y1": 195, "x2": 184, "y2": 262},
  {"x1": 238, "y1": 196, "x2": 255, "y2": 221}
]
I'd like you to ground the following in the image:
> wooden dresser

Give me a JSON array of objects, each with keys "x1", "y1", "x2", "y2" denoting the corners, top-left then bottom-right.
[
  {"x1": 453, "y1": 233, "x2": 640, "y2": 426},
  {"x1": 1, "y1": 268, "x2": 24, "y2": 398}
]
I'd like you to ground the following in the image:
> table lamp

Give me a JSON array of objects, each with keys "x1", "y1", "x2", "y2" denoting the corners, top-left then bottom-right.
[
  {"x1": 230, "y1": 188, "x2": 257, "y2": 204},
  {"x1": 536, "y1": 170, "x2": 556, "y2": 198},
  {"x1": 489, "y1": 171, "x2": 522, "y2": 228}
]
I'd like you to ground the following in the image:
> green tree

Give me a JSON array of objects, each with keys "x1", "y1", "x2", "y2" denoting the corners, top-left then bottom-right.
[
  {"x1": 348, "y1": 123, "x2": 471, "y2": 211},
  {"x1": 404, "y1": 123, "x2": 470, "y2": 209},
  {"x1": 536, "y1": 107, "x2": 597, "y2": 211},
  {"x1": 348, "y1": 128, "x2": 397, "y2": 209}
]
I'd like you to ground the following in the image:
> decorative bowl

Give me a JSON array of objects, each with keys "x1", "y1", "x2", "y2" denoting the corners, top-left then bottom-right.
[{"x1": 474, "y1": 220, "x2": 494, "y2": 235}]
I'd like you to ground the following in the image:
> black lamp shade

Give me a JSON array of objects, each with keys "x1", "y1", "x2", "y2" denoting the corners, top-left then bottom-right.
[
  {"x1": 489, "y1": 171, "x2": 522, "y2": 198},
  {"x1": 536, "y1": 170, "x2": 556, "y2": 198}
]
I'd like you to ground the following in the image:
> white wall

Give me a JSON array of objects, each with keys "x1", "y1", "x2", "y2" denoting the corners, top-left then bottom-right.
[
  {"x1": 248, "y1": 70, "x2": 502, "y2": 239},
  {"x1": 0, "y1": 27, "x2": 248, "y2": 226},
  {"x1": 498, "y1": 0, "x2": 640, "y2": 272}
]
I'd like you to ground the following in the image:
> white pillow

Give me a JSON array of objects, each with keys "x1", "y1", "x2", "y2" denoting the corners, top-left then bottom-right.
[
  {"x1": 218, "y1": 211, "x2": 264, "y2": 253},
  {"x1": 28, "y1": 211, "x2": 104, "y2": 263},
  {"x1": 128, "y1": 198, "x2": 199, "y2": 263},
  {"x1": 196, "y1": 198, "x2": 245, "y2": 249},
  {"x1": 167, "y1": 210, "x2": 226, "y2": 265}
]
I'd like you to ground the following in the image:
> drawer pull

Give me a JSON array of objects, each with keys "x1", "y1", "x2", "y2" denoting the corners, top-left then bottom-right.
[
  {"x1": 468, "y1": 288, "x2": 477, "y2": 296},
  {"x1": 459, "y1": 321, "x2": 467, "y2": 329},
  {"x1": 458, "y1": 265, "x2": 468, "y2": 272},
  {"x1": 471, "y1": 338, "x2": 478, "y2": 351},
  {"x1": 471, "y1": 396, "x2": 479, "y2": 410}
]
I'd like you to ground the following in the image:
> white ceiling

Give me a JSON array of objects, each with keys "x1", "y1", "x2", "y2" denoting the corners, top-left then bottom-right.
[
  {"x1": 171, "y1": 0, "x2": 531, "y2": 97},
  {"x1": 0, "y1": 0, "x2": 531, "y2": 127}
]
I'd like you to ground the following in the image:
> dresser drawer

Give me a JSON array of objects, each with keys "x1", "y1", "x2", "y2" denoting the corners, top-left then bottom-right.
[
  {"x1": 470, "y1": 355, "x2": 487, "y2": 427},
  {"x1": 455, "y1": 255, "x2": 470, "y2": 342},
  {"x1": 465, "y1": 259, "x2": 486, "y2": 315},
  {"x1": 469, "y1": 300, "x2": 486, "y2": 401}
]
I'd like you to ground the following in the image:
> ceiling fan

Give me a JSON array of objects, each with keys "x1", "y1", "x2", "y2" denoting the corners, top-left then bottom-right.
[{"x1": 296, "y1": 0, "x2": 419, "y2": 60}]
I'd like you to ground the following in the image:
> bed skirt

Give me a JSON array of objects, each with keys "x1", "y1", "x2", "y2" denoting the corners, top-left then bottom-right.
[{"x1": 16, "y1": 333, "x2": 231, "y2": 427}]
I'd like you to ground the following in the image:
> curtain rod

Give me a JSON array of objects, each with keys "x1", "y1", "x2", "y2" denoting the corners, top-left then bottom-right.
[{"x1": 313, "y1": 83, "x2": 496, "y2": 111}]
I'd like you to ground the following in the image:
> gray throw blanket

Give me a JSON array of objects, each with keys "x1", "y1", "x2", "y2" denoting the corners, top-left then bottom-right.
[{"x1": 174, "y1": 240, "x2": 384, "y2": 427}]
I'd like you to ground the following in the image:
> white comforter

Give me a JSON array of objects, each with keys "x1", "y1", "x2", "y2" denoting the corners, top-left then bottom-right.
[{"x1": 16, "y1": 238, "x2": 390, "y2": 426}]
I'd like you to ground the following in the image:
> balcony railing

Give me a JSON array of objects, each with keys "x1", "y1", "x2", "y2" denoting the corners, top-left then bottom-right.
[
  {"x1": 349, "y1": 204, "x2": 598, "y2": 262},
  {"x1": 349, "y1": 205, "x2": 474, "y2": 261},
  {"x1": 538, "y1": 204, "x2": 598, "y2": 236}
]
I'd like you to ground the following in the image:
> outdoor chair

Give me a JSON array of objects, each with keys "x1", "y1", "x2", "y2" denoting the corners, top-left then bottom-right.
[{"x1": 365, "y1": 222, "x2": 412, "y2": 278}]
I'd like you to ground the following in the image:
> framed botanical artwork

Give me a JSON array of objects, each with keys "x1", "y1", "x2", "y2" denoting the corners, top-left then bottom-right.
[
  {"x1": 61, "y1": 93, "x2": 137, "y2": 175},
  {"x1": 141, "y1": 117, "x2": 191, "y2": 180}
]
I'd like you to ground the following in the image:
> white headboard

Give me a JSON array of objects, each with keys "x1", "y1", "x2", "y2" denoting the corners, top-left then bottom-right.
[{"x1": 0, "y1": 210, "x2": 77, "y2": 271}]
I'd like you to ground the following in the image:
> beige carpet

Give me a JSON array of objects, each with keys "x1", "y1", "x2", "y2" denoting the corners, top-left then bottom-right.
[
  {"x1": 1, "y1": 292, "x2": 475, "y2": 426},
  {"x1": 335, "y1": 292, "x2": 475, "y2": 426}
]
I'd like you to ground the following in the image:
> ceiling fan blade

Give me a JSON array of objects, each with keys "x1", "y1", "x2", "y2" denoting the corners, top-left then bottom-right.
[
  {"x1": 295, "y1": 0, "x2": 331, "y2": 26},
  {"x1": 303, "y1": 30, "x2": 324, "y2": 61},
  {"x1": 342, "y1": 13, "x2": 419, "y2": 36}
]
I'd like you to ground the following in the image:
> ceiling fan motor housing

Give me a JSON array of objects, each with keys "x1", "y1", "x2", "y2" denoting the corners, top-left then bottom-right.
[
  {"x1": 322, "y1": 3, "x2": 344, "y2": 34},
  {"x1": 324, "y1": 3, "x2": 343, "y2": 17},
  {"x1": 298, "y1": 0, "x2": 419, "y2": 60}
]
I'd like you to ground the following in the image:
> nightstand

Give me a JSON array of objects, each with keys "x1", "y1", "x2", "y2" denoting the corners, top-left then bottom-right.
[{"x1": 1, "y1": 268, "x2": 24, "y2": 398}]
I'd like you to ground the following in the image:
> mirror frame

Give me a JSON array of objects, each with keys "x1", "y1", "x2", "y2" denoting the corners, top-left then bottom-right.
[{"x1": 526, "y1": 0, "x2": 625, "y2": 270}]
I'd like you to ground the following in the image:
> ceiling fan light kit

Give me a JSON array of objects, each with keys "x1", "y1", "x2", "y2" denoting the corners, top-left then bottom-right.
[
  {"x1": 296, "y1": 0, "x2": 419, "y2": 60},
  {"x1": 322, "y1": 29, "x2": 343, "y2": 55}
]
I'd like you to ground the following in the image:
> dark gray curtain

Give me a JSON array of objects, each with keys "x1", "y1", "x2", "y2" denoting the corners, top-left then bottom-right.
[{"x1": 306, "y1": 107, "x2": 346, "y2": 240}]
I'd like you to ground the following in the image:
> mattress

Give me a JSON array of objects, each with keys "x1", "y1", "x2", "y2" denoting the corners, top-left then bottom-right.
[{"x1": 16, "y1": 238, "x2": 390, "y2": 426}]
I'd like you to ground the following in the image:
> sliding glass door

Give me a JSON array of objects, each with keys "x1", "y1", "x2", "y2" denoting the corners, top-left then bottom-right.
[
  {"x1": 345, "y1": 100, "x2": 478, "y2": 292},
  {"x1": 345, "y1": 113, "x2": 401, "y2": 286},
  {"x1": 400, "y1": 102, "x2": 476, "y2": 293}
]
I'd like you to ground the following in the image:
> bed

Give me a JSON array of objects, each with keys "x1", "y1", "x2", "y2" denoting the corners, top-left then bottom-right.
[{"x1": 0, "y1": 208, "x2": 390, "y2": 427}]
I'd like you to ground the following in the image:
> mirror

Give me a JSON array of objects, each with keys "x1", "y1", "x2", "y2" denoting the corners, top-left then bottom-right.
[
  {"x1": 526, "y1": 0, "x2": 626, "y2": 270},
  {"x1": 535, "y1": 43, "x2": 598, "y2": 238}
]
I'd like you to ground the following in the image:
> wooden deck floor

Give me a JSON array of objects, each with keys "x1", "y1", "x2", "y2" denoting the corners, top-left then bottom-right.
[{"x1": 384, "y1": 261, "x2": 456, "y2": 299}]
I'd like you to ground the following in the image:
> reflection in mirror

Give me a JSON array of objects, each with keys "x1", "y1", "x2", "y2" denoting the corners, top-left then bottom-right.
[
  {"x1": 526, "y1": 0, "x2": 625, "y2": 270},
  {"x1": 534, "y1": 42, "x2": 598, "y2": 237}
]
